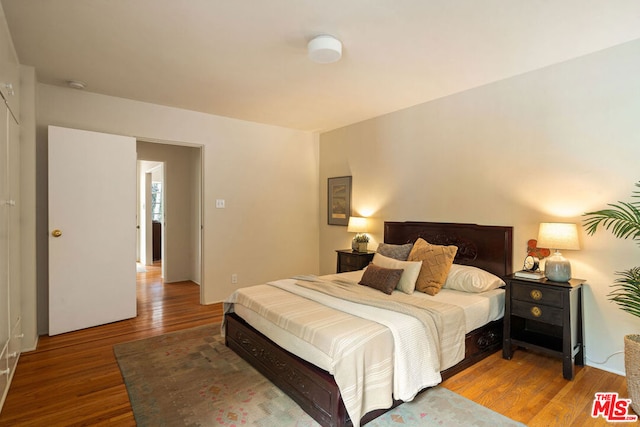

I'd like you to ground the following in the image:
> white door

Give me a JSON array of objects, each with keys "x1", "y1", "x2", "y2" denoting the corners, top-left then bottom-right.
[{"x1": 48, "y1": 126, "x2": 137, "y2": 335}]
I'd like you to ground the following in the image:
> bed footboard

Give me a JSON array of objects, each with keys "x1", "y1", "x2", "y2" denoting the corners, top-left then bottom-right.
[
  {"x1": 225, "y1": 312, "x2": 351, "y2": 427},
  {"x1": 225, "y1": 312, "x2": 502, "y2": 427}
]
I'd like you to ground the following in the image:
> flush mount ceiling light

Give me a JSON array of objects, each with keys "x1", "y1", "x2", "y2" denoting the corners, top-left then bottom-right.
[
  {"x1": 67, "y1": 80, "x2": 86, "y2": 90},
  {"x1": 307, "y1": 35, "x2": 342, "y2": 64}
]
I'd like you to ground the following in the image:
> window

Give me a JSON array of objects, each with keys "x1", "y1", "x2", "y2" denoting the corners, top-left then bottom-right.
[{"x1": 151, "y1": 182, "x2": 162, "y2": 222}]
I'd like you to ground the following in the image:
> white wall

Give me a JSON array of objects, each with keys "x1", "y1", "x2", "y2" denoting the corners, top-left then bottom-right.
[
  {"x1": 319, "y1": 39, "x2": 640, "y2": 375},
  {"x1": 34, "y1": 84, "x2": 319, "y2": 333}
]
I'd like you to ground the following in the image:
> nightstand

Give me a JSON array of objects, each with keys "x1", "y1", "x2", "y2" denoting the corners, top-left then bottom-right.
[
  {"x1": 502, "y1": 274, "x2": 585, "y2": 380},
  {"x1": 336, "y1": 249, "x2": 375, "y2": 273}
]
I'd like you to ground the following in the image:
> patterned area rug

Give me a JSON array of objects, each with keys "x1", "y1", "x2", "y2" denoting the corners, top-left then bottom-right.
[{"x1": 114, "y1": 324, "x2": 525, "y2": 426}]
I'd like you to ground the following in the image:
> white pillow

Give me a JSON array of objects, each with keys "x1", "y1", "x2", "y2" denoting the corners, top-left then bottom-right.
[
  {"x1": 443, "y1": 264, "x2": 505, "y2": 293},
  {"x1": 372, "y1": 253, "x2": 422, "y2": 294}
]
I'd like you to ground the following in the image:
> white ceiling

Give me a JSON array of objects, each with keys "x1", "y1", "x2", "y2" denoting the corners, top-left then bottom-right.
[{"x1": 4, "y1": 0, "x2": 640, "y2": 132}]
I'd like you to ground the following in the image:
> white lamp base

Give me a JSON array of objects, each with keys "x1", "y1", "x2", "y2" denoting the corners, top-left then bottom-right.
[{"x1": 544, "y1": 251, "x2": 572, "y2": 282}]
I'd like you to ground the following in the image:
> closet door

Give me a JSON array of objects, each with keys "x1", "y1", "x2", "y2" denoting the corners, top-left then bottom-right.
[
  {"x1": 48, "y1": 126, "x2": 137, "y2": 335},
  {"x1": 0, "y1": 101, "x2": 9, "y2": 404},
  {"x1": 0, "y1": 43, "x2": 20, "y2": 409},
  {"x1": 6, "y1": 112, "x2": 20, "y2": 372}
]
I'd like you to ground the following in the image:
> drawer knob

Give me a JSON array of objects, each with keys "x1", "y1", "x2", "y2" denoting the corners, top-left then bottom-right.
[
  {"x1": 531, "y1": 306, "x2": 542, "y2": 317},
  {"x1": 530, "y1": 289, "x2": 542, "y2": 300}
]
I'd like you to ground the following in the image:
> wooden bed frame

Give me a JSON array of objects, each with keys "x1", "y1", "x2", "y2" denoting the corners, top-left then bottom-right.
[{"x1": 225, "y1": 221, "x2": 513, "y2": 427}]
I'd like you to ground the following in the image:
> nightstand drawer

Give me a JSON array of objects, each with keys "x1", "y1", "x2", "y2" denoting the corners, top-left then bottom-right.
[
  {"x1": 336, "y1": 250, "x2": 375, "y2": 273},
  {"x1": 511, "y1": 300, "x2": 564, "y2": 326},
  {"x1": 512, "y1": 283, "x2": 563, "y2": 308},
  {"x1": 341, "y1": 254, "x2": 359, "y2": 267}
]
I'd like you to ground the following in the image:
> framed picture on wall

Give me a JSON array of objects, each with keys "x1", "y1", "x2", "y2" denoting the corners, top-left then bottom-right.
[{"x1": 327, "y1": 176, "x2": 351, "y2": 226}]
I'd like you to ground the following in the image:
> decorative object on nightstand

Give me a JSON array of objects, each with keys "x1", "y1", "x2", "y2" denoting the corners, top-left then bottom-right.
[
  {"x1": 336, "y1": 249, "x2": 375, "y2": 273},
  {"x1": 347, "y1": 216, "x2": 369, "y2": 252},
  {"x1": 514, "y1": 255, "x2": 544, "y2": 279},
  {"x1": 503, "y1": 274, "x2": 585, "y2": 380},
  {"x1": 536, "y1": 222, "x2": 580, "y2": 282},
  {"x1": 526, "y1": 238, "x2": 551, "y2": 260}
]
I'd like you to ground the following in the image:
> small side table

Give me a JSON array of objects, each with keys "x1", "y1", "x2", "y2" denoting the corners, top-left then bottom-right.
[
  {"x1": 336, "y1": 249, "x2": 375, "y2": 273},
  {"x1": 502, "y1": 274, "x2": 585, "y2": 380}
]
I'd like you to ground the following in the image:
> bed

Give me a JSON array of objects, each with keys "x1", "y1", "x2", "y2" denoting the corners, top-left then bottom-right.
[{"x1": 224, "y1": 221, "x2": 513, "y2": 427}]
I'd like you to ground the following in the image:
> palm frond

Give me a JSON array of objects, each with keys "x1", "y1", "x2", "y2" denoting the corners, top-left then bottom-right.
[
  {"x1": 583, "y1": 202, "x2": 640, "y2": 238},
  {"x1": 583, "y1": 181, "x2": 640, "y2": 245},
  {"x1": 609, "y1": 268, "x2": 640, "y2": 318}
]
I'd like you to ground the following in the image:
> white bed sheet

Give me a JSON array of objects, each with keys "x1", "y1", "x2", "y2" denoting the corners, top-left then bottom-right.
[{"x1": 231, "y1": 269, "x2": 504, "y2": 373}]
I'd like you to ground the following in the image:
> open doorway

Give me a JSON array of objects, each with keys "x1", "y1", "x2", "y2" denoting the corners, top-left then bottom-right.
[
  {"x1": 136, "y1": 141, "x2": 203, "y2": 291},
  {"x1": 151, "y1": 178, "x2": 163, "y2": 262},
  {"x1": 137, "y1": 161, "x2": 164, "y2": 273}
]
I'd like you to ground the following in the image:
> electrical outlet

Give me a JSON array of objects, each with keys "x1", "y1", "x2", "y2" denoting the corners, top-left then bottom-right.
[
  {"x1": 231, "y1": 273, "x2": 238, "y2": 284},
  {"x1": 216, "y1": 199, "x2": 225, "y2": 208}
]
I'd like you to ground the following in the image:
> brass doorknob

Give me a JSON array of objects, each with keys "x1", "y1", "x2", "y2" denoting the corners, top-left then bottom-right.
[{"x1": 51, "y1": 229, "x2": 62, "y2": 238}]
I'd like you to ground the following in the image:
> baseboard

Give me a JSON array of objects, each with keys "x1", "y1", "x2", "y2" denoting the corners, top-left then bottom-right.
[
  {"x1": 586, "y1": 359, "x2": 625, "y2": 377},
  {"x1": 21, "y1": 335, "x2": 39, "y2": 353}
]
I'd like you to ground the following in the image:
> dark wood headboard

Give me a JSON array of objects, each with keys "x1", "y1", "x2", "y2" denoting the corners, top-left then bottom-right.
[{"x1": 384, "y1": 221, "x2": 513, "y2": 278}]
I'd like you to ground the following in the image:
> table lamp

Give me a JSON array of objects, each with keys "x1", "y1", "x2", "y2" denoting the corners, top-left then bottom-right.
[
  {"x1": 536, "y1": 222, "x2": 580, "y2": 282},
  {"x1": 347, "y1": 216, "x2": 369, "y2": 252}
]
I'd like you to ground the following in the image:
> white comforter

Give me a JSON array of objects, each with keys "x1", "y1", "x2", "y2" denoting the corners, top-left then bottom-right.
[{"x1": 224, "y1": 277, "x2": 466, "y2": 426}]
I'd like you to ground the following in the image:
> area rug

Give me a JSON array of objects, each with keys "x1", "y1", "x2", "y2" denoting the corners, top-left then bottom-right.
[{"x1": 114, "y1": 324, "x2": 525, "y2": 426}]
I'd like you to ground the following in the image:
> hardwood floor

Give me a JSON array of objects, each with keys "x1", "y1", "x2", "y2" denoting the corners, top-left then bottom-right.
[
  {"x1": 441, "y1": 349, "x2": 630, "y2": 426},
  {"x1": 1, "y1": 265, "x2": 631, "y2": 426},
  {"x1": 0, "y1": 263, "x2": 222, "y2": 426}
]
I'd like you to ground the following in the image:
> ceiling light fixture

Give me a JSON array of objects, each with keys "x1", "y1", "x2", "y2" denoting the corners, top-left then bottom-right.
[
  {"x1": 307, "y1": 35, "x2": 342, "y2": 64},
  {"x1": 67, "y1": 80, "x2": 86, "y2": 90}
]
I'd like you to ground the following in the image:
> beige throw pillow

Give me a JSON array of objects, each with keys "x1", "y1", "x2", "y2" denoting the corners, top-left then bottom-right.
[
  {"x1": 372, "y1": 253, "x2": 422, "y2": 294},
  {"x1": 408, "y1": 238, "x2": 458, "y2": 295}
]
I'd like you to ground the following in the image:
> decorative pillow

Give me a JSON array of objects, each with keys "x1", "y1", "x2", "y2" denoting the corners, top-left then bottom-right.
[
  {"x1": 358, "y1": 264, "x2": 403, "y2": 295},
  {"x1": 372, "y1": 253, "x2": 422, "y2": 294},
  {"x1": 408, "y1": 238, "x2": 458, "y2": 296},
  {"x1": 376, "y1": 242, "x2": 414, "y2": 261},
  {"x1": 443, "y1": 264, "x2": 505, "y2": 293}
]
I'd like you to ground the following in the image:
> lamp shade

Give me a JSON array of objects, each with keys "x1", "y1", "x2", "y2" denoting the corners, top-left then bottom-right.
[
  {"x1": 536, "y1": 223, "x2": 580, "y2": 250},
  {"x1": 537, "y1": 222, "x2": 579, "y2": 282},
  {"x1": 347, "y1": 216, "x2": 367, "y2": 233}
]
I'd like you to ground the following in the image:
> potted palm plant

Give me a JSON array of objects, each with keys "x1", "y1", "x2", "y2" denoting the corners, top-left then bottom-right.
[{"x1": 583, "y1": 182, "x2": 640, "y2": 414}]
